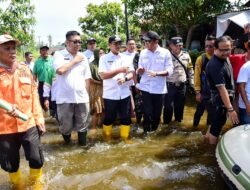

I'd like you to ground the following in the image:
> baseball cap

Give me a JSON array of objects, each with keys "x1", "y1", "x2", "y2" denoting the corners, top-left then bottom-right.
[
  {"x1": 0, "y1": 34, "x2": 20, "y2": 45},
  {"x1": 40, "y1": 45, "x2": 49, "y2": 50},
  {"x1": 169, "y1": 37, "x2": 183, "y2": 45},
  {"x1": 87, "y1": 37, "x2": 96, "y2": 43},
  {"x1": 142, "y1": 31, "x2": 160, "y2": 41},
  {"x1": 109, "y1": 35, "x2": 122, "y2": 43}
]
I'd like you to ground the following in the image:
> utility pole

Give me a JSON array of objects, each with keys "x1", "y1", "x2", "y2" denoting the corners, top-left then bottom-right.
[
  {"x1": 38, "y1": 36, "x2": 41, "y2": 47},
  {"x1": 124, "y1": 0, "x2": 129, "y2": 42}
]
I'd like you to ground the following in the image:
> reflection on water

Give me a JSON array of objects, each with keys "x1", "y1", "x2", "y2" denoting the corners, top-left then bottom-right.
[{"x1": 0, "y1": 100, "x2": 230, "y2": 190}]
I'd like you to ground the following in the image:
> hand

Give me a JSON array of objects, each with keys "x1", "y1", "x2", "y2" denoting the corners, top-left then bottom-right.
[
  {"x1": 135, "y1": 87, "x2": 141, "y2": 95},
  {"x1": 246, "y1": 104, "x2": 250, "y2": 115},
  {"x1": 228, "y1": 111, "x2": 239, "y2": 125},
  {"x1": 137, "y1": 67, "x2": 145, "y2": 75},
  {"x1": 44, "y1": 99, "x2": 49, "y2": 110},
  {"x1": 195, "y1": 93, "x2": 202, "y2": 103},
  {"x1": 37, "y1": 122, "x2": 46, "y2": 135},
  {"x1": 8, "y1": 104, "x2": 19, "y2": 118},
  {"x1": 147, "y1": 70, "x2": 157, "y2": 77},
  {"x1": 73, "y1": 53, "x2": 84, "y2": 63},
  {"x1": 117, "y1": 78, "x2": 125, "y2": 85}
]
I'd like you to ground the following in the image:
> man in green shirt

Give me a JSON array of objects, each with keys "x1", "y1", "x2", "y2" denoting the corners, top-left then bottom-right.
[{"x1": 33, "y1": 46, "x2": 54, "y2": 110}]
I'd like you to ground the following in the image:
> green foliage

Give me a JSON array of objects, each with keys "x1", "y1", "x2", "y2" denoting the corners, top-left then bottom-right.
[
  {"x1": 79, "y1": 2, "x2": 140, "y2": 50},
  {"x1": 0, "y1": 0, "x2": 36, "y2": 46},
  {"x1": 189, "y1": 49, "x2": 203, "y2": 66},
  {"x1": 79, "y1": 2, "x2": 124, "y2": 37},
  {"x1": 125, "y1": 0, "x2": 242, "y2": 47}
]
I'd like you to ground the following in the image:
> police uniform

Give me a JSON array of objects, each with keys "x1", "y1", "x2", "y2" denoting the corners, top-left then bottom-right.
[{"x1": 164, "y1": 37, "x2": 194, "y2": 124}]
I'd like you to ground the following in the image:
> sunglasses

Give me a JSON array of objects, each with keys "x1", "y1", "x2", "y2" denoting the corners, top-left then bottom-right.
[
  {"x1": 69, "y1": 40, "x2": 82, "y2": 44},
  {"x1": 205, "y1": 45, "x2": 214, "y2": 49},
  {"x1": 218, "y1": 48, "x2": 231, "y2": 53}
]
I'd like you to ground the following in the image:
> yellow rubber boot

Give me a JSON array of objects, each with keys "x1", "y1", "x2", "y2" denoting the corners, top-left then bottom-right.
[
  {"x1": 9, "y1": 169, "x2": 24, "y2": 189},
  {"x1": 120, "y1": 125, "x2": 130, "y2": 139},
  {"x1": 103, "y1": 125, "x2": 112, "y2": 141},
  {"x1": 30, "y1": 168, "x2": 43, "y2": 190},
  {"x1": 103, "y1": 125, "x2": 112, "y2": 136}
]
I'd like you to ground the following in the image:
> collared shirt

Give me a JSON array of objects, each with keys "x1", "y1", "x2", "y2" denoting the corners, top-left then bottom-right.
[
  {"x1": 83, "y1": 49, "x2": 94, "y2": 64},
  {"x1": 237, "y1": 61, "x2": 250, "y2": 109},
  {"x1": 0, "y1": 63, "x2": 44, "y2": 134},
  {"x1": 33, "y1": 56, "x2": 54, "y2": 82},
  {"x1": 206, "y1": 55, "x2": 235, "y2": 106},
  {"x1": 136, "y1": 46, "x2": 173, "y2": 94},
  {"x1": 166, "y1": 51, "x2": 194, "y2": 84},
  {"x1": 98, "y1": 51, "x2": 134, "y2": 100},
  {"x1": 23, "y1": 61, "x2": 34, "y2": 72},
  {"x1": 123, "y1": 50, "x2": 136, "y2": 59},
  {"x1": 53, "y1": 49, "x2": 91, "y2": 104},
  {"x1": 194, "y1": 52, "x2": 212, "y2": 92}
]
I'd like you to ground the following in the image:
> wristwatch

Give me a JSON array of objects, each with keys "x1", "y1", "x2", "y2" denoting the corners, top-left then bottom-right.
[{"x1": 125, "y1": 76, "x2": 128, "y2": 81}]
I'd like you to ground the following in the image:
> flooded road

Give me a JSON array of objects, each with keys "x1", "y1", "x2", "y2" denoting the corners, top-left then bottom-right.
[{"x1": 0, "y1": 99, "x2": 230, "y2": 190}]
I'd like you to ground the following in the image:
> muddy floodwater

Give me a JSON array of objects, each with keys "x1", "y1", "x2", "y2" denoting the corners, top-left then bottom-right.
[{"x1": 0, "y1": 99, "x2": 231, "y2": 190}]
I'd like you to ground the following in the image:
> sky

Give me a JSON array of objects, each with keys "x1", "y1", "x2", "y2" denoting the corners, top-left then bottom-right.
[{"x1": 34, "y1": 0, "x2": 121, "y2": 45}]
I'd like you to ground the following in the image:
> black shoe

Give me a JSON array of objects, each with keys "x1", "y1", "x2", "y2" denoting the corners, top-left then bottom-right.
[
  {"x1": 78, "y1": 131, "x2": 87, "y2": 146},
  {"x1": 62, "y1": 134, "x2": 71, "y2": 144}
]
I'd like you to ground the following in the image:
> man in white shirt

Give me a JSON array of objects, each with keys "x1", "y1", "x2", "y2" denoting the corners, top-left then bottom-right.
[
  {"x1": 23, "y1": 51, "x2": 34, "y2": 72},
  {"x1": 123, "y1": 38, "x2": 137, "y2": 58},
  {"x1": 53, "y1": 30, "x2": 91, "y2": 145},
  {"x1": 237, "y1": 41, "x2": 250, "y2": 124},
  {"x1": 123, "y1": 38, "x2": 137, "y2": 123},
  {"x1": 83, "y1": 37, "x2": 96, "y2": 64},
  {"x1": 137, "y1": 31, "x2": 173, "y2": 135},
  {"x1": 99, "y1": 35, "x2": 134, "y2": 140}
]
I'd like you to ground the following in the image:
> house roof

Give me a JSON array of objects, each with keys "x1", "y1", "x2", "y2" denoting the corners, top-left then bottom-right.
[{"x1": 245, "y1": 0, "x2": 250, "y2": 7}]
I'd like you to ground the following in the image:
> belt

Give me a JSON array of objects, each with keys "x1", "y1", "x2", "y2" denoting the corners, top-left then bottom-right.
[{"x1": 167, "y1": 82, "x2": 185, "y2": 87}]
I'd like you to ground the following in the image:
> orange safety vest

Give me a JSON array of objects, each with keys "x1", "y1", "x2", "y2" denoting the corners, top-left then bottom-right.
[{"x1": 0, "y1": 62, "x2": 44, "y2": 134}]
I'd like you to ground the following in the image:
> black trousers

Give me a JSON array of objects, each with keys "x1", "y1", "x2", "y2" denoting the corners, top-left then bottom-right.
[
  {"x1": 193, "y1": 97, "x2": 214, "y2": 126},
  {"x1": 141, "y1": 91, "x2": 164, "y2": 132},
  {"x1": 0, "y1": 127, "x2": 44, "y2": 173},
  {"x1": 38, "y1": 81, "x2": 45, "y2": 110},
  {"x1": 163, "y1": 82, "x2": 186, "y2": 123},
  {"x1": 103, "y1": 96, "x2": 131, "y2": 125},
  {"x1": 210, "y1": 106, "x2": 227, "y2": 137}
]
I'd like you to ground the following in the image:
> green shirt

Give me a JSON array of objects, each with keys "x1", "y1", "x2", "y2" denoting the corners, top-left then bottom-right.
[
  {"x1": 44, "y1": 67, "x2": 56, "y2": 86},
  {"x1": 33, "y1": 56, "x2": 54, "y2": 82}
]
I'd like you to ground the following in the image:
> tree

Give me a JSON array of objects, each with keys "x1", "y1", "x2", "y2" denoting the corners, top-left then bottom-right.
[
  {"x1": 125, "y1": 0, "x2": 243, "y2": 49},
  {"x1": 78, "y1": 2, "x2": 140, "y2": 50},
  {"x1": 0, "y1": 0, "x2": 36, "y2": 46}
]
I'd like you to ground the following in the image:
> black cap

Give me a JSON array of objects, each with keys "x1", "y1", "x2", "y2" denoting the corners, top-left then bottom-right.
[
  {"x1": 40, "y1": 45, "x2": 49, "y2": 50},
  {"x1": 169, "y1": 37, "x2": 183, "y2": 45},
  {"x1": 142, "y1": 31, "x2": 160, "y2": 41},
  {"x1": 109, "y1": 35, "x2": 122, "y2": 43},
  {"x1": 87, "y1": 37, "x2": 96, "y2": 43}
]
